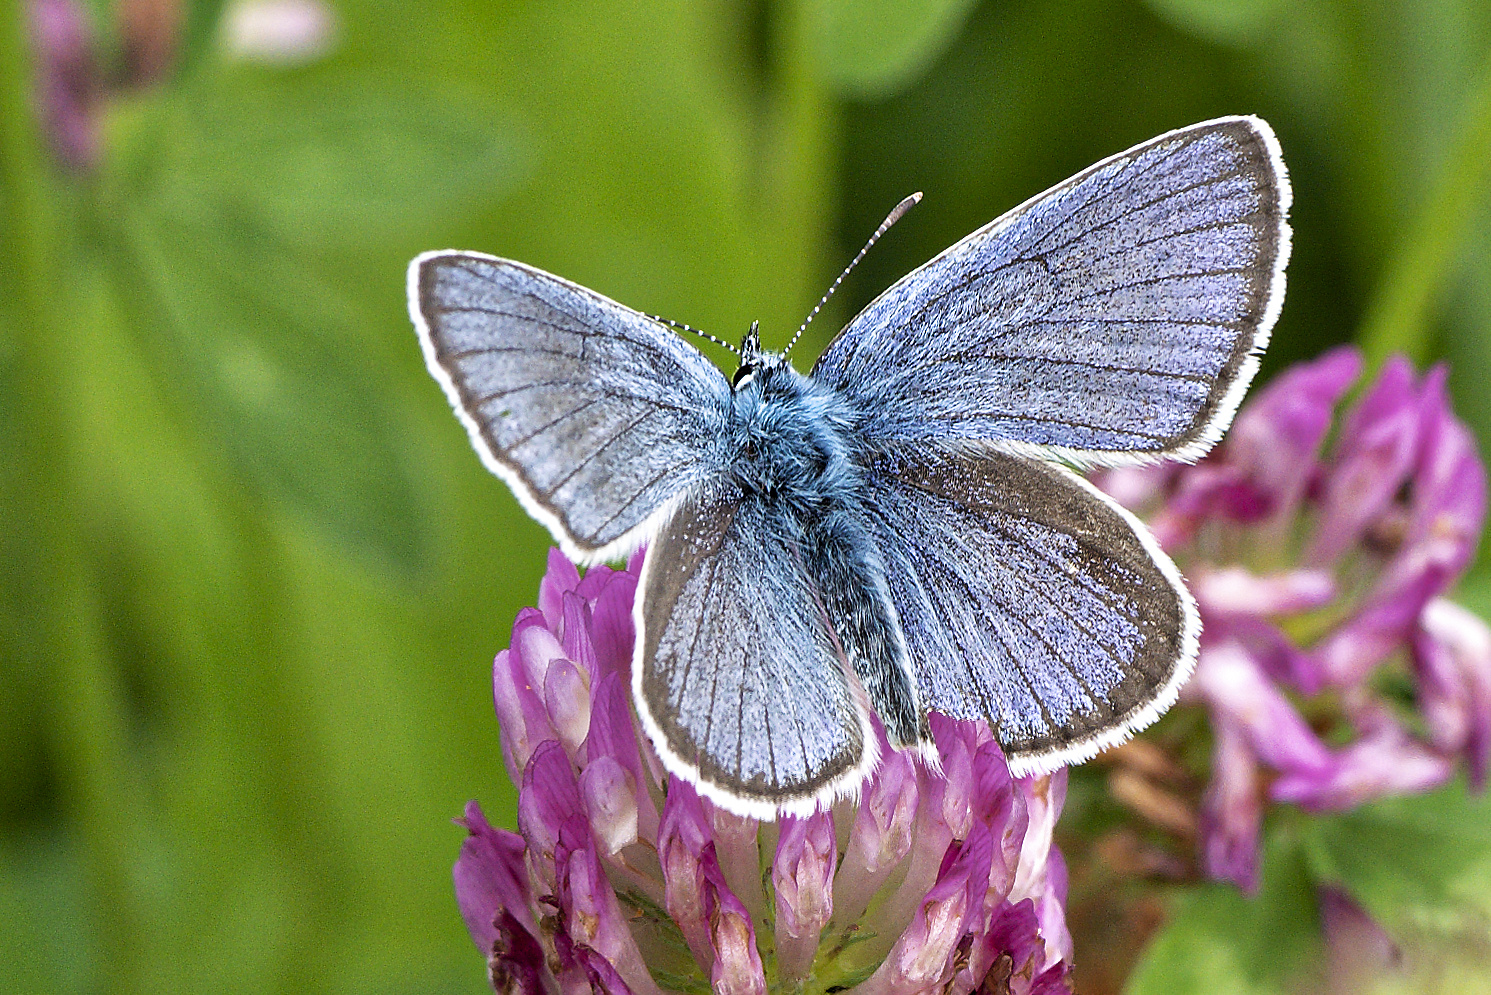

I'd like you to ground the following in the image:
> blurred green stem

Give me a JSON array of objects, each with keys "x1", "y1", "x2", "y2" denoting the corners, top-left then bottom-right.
[
  {"x1": 755, "y1": 0, "x2": 837, "y2": 341},
  {"x1": 0, "y1": 4, "x2": 144, "y2": 992},
  {"x1": 1357, "y1": 53, "x2": 1491, "y2": 369}
]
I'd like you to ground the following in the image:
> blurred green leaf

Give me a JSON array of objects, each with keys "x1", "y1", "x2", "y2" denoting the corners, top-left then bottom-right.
[
  {"x1": 1125, "y1": 831, "x2": 1321, "y2": 995},
  {"x1": 111, "y1": 73, "x2": 526, "y2": 249},
  {"x1": 1141, "y1": 0, "x2": 1284, "y2": 46},
  {"x1": 0, "y1": 835, "x2": 90, "y2": 994},
  {"x1": 809, "y1": 0, "x2": 980, "y2": 98},
  {"x1": 1305, "y1": 780, "x2": 1491, "y2": 940},
  {"x1": 115, "y1": 200, "x2": 429, "y2": 572},
  {"x1": 95, "y1": 73, "x2": 525, "y2": 572}
]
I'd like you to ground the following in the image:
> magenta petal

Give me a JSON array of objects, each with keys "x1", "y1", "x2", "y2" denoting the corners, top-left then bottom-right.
[
  {"x1": 854, "y1": 747, "x2": 920, "y2": 872},
  {"x1": 971, "y1": 741, "x2": 1021, "y2": 900},
  {"x1": 1307, "y1": 356, "x2": 1422, "y2": 566},
  {"x1": 870, "y1": 828, "x2": 993, "y2": 995},
  {"x1": 1315, "y1": 372, "x2": 1489, "y2": 689},
  {"x1": 1226, "y1": 345, "x2": 1362, "y2": 516},
  {"x1": 539, "y1": 548, "x2": 582, "y2": 629},
  {"x1": 493, "y1": 625, "x2": 559, "y2": 784},
  {"x1": 554, "y1": 819, "x2": 659, "y2": 995},
  {"x1": 580, "y1": 756, "x2": 639, "y2": 855},
  {"x1": 835, "y1": 747, "x2": 919, "y2": 928},
  {"x1": 584, "y1": 672, "x2": 659, "y2": 841},
  {"x1": 1221, "y1": 616, "x2": 1326, "y2": 693},
  {"x1": 488, "y1": 909, "x2": 548, "y2": 995},
  {"x1": 454, "y1": 801, "x2": 539, "y2": 950},
  {"x1": 516, "y1": 614, "x2": 568, "y2": 691},
  {"x1": 574, "y1": 561, "x2": 615, "y2": 601},
  {"x1": 577, "y1": 946, "x2": 634, "y2": 995},
  {"x1": 930, "y1": 714, "x2": 982, "y2": 840},
  {"x1": 1272, "y1": 714, "x2": 1453, "y2": 811},
  {"x1": 518, "y1": 741, "x2": 584, "y2": 893},
  {"x1": 1191, "y1": 566, "x2": 1335, "y2": 618},
  {"x1": 1416, "y1": 599, "x2": 1491, "y2": 788},
  {"x1": 1036, "y1": 845, "x2": 1071, "y2": 967},
  {"x1": 560, "y1": 592, "x2": 599, "y2": 679},
  {"x1": 1012, "y1": 771, "x2": 1066, "y2": 902},
  {"x1": 1028, "y1": 961, "x2": 1076, "y2": 995},
  {"x1": 657, "y1": 777, "x2": 715, "y2": 970},
  {"x1": 773, "y1": 811, "x2": 836, "y2": 979},
  {"x1": 588, "y1": 568, "x2": 639, "y2": 682},
  {"x1": 544, "y1": 658, "x2": 591, "y2": 756},
  {"x1": 971, "y1": 899, "x2": 1070, "y2": 995},
  {"x1": 1199, "y1": 717, "x2": 1263, "y2": 891},
  {"x1": 1148, "y1": 464, "x2": 1265, "y2": 547},
  {"x1": 1192, "y1": 642, "x2": 1333, "y2": 776},
  {"x1": 701, "y1": 843, "x2": 767, "y2": 995}
]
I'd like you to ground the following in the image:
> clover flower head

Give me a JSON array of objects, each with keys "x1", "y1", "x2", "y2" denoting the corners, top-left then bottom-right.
[
  {"x1": 1099, "y1": 347, "x2": 1490, "y2": 891},
  {"x1": 455, "y1": 550, "x2": 1074, "y2": 994}
]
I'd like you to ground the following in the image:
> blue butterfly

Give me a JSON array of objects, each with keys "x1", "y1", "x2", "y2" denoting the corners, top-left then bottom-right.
[{"x1": 408, "y1": 116, "x2": 1291, "y2": 818}]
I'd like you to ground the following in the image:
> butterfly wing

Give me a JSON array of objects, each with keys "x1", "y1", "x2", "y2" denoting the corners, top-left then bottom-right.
[
  {"x1": 410, "y1": 252, "x2": 731, "y2": 563},
  {"x1": 861, "y1": 448, "x2": 1197, "y2": 773},
  {"x1": 634, "y1": 490, "x2": 878, "y2": 817},
  {"x1": 813, "y1": 116, "x2": 1290, "y2": 466}
]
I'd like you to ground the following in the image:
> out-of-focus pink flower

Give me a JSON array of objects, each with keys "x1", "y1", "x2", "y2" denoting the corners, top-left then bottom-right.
[
  {"x1": 1319, "y1": 885, "x2": 1401, "y2": 993},
  {"x1": 28, "y1": 0, "x2": 98, "y2": 171},
  {"x1": 1099, "y1": 348, "x2": 1489, "y2": 891},
  {"x1": 1414, "y1": 598, "x2": 1491, "y2": 788},
  {"x1": 220, "y1": 0, "x2": 338, "y2": 63},
  {"x1": 455, "y1": 550, "x2": 1073, "y2": 994}
]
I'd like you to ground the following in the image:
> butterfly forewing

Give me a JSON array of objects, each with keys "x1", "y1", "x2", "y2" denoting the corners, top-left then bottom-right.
[
  {"x1": 410, "y1": 252, "x2": 731, "y2": 563},
  {"x1": 813, "y1": 116, "x2": 1290, "y2": 465},
  {"x1": 635, "y1": 492, "x2": 877, "y2": 818},
  {"x1": 861, "y1": 449, "x2": 1197, "y2": 772}
]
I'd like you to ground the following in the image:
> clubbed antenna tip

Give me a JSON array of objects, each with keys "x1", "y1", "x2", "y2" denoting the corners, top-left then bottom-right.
[{"x1": 783, "y1": 192, "x2": 923, "y2": 358}]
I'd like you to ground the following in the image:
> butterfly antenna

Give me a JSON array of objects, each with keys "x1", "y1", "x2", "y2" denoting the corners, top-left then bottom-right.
[
  {"x1": 649, "y1": 314, "x2": 739, "y2": 356},
  {"x1": 782, "y1": 191, "x2": 922, "y2": 358}
]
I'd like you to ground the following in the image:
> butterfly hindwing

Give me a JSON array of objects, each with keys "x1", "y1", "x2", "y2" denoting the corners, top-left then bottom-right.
[
  {"x1": 634, "y1": 491, "x2": 878, "y2": 817},
  {"x1": 861, "y1": 448, "x2": 1198, "y2": 773},
  {"x1": 813, "y1": 116, "x2": 1290, "y2": 466},
  {"x1": 410, "y1": 252, "x2": 731, "y2": 563}
]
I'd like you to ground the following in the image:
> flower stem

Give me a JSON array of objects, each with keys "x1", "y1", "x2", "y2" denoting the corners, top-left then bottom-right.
[
  {"x1": 1357, "y1": 52, "x2": 1491, "y2": 370},
  {"x1": 0, "y1": 3, "x2": 145, "y2": 992},
  {"x1": 753, "y1": 0, "x2": 838, "y2": 350}
]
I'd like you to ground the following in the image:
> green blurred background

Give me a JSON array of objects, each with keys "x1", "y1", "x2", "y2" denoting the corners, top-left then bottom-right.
[{"x1": 4, "y1": 0, "x2": 1491, "y2": 992}]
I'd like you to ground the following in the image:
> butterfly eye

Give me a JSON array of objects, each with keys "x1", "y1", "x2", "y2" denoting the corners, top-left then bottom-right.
[{"x1": 732, "y1": 364, "x2": 757, "y2": 389}]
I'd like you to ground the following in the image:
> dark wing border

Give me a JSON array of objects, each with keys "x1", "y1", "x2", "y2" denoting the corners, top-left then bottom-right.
[
  {"x1": 1008, "y1": 464, "x2": 1199, "y2": 773},
  {"x1": 865, "y1": 450, "x2": 1200, "y2": 776}
]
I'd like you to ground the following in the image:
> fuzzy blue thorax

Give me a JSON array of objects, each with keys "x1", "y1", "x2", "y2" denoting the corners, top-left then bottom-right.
[
  {"x1": 722, "y1": 349, "x2": 927, "y2": 751},
  {"x1": 726, "y1": 354, "x2": 858, "y2": 506}
]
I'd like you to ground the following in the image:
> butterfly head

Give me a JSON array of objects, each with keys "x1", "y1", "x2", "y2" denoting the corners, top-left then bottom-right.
[{"x1": 732, "y1": 320, "x2": 786, "y2": 391}]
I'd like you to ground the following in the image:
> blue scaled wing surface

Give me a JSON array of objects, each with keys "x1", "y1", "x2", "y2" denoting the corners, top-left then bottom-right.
[
  {"x1": 409, "y1": 252, "x2": 731, "y2": 563},
  {"x1": 813, "y1": 116, "x2": 1291, "y2": 465},
  {"x1": 634, "y1": 491, "x2": 878, "y2": 819},
  {"x1": 861, "y1": 449, "x2": 1198, "y2": 774}
]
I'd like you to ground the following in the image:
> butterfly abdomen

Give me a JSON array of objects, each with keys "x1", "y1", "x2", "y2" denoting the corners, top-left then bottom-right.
[{"x1": 725, "y1": 361, "x2": 927, "y2": 752}]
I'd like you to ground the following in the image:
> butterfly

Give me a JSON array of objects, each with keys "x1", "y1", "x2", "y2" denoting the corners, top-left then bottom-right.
[{"x1": 408, "y1": 116, "x2": 1290, "y2": 818}]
